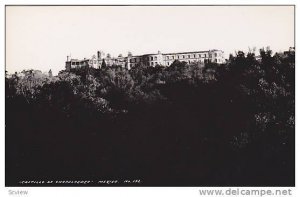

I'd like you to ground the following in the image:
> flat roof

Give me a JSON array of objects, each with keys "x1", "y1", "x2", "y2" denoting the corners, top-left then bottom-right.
[
  {"x1": 67, "y1": 59, "x2": 89, "y2": 62},
  {"x1": 163, "y1": 51, "x2": 209, "y2": 55},
  {"x1": 129, "y1": 49, "x2": 223, "y2": 57}
]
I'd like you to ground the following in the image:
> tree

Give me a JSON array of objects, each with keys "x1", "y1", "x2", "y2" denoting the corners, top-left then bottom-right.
[
  {"x1": 101, "y1": 59, "x2": 107, "y2": 68},
  {"x1": 48, "y1": 69, "x2": 53, "y2": 77}
]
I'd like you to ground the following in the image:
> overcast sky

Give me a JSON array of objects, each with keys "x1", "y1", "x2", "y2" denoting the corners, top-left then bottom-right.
[{"x1": 6, "y1": 6, "x2": 294, "y2": 75}]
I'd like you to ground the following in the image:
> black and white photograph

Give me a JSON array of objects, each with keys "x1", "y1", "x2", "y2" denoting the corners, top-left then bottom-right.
[{"x1": 3, "y1": 3, "x2": 296, "y2": 194}]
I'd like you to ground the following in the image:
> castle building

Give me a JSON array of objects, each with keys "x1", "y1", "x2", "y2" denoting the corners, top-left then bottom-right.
[
  {"x1": 65, "y1": 49, "x2": 225, "y2": 71},
  {"x1": 65, "y1": 56, "x2": 90, "y2": 71}
]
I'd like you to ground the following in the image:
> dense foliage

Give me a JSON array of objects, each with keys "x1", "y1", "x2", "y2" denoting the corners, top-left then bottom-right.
[{"x1": 6, "y1": 49, "x2": 295, "y2": 186}]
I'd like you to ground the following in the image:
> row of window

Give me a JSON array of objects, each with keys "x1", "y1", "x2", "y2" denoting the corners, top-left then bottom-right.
[
  {"x1": 165, "y1": 54, "x2": 208, "y2": 60},
  {"x1": 130, "y1": 54, "x2": 206, "y2": 63},
  {"x1": 132, "y1": 54, "x2": 218, "y2": 62},
  {"x1": 71, "y1": 62, "x2": 82, "y2": 65},
  {"x1": 130, "y1": 56, "x2": 159, "y2": 63},
  {"x1": 128, "y1": 53, "x2": 223, "y2": 63},
  {"x1": 129, "y1": 54, "x2": 213, "y2": 63}
]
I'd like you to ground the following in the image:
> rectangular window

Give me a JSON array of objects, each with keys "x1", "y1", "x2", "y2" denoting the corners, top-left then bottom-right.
[{"x1": 183, "y1": 55, "x2": 185, "y2": 58}]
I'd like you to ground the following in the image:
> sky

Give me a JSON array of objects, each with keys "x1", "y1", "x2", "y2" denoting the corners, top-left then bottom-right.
[{"x1": 6, "y1": 6, "x2": 294, "y2": 75}]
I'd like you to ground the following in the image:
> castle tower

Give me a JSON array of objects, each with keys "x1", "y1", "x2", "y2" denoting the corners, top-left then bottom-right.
[
  {"x1": 97, "y1": 50, "x2": 102, "y2": 68},
  {"x1": 97, "y1": 51, "x2": 101, "y2": 60}
]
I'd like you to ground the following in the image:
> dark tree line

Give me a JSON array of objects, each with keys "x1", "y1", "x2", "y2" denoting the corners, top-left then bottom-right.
[{"x1": 6, "y1": 48, "x2": 295, "y2": 186}]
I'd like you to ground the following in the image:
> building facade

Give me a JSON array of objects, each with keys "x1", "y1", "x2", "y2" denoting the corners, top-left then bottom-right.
[
  {"x1": 65, "y1": 49, "x2": 225, "y2": 71},
  {"x1": 65, "y1": 56, "x2": 90, "y2": 71}
]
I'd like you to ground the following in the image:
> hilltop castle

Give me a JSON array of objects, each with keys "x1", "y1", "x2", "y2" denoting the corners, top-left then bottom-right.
[{"x1": 65, "y1": 49, "x2": 225, "y2": 71}]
